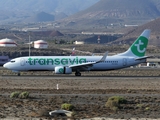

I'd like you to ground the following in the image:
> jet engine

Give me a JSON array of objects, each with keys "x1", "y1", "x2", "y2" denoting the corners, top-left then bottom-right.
[{"x1": 55, "y1": 66, "x2": 72, "y2": 74}]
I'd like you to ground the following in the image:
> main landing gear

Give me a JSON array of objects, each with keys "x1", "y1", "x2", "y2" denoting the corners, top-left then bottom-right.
[
  {"x1": 75, "y1": 71, "x2": 81, "y2": 76},
  {"x1": 18, "y1": 73, "x2": 20, "y2": 76}
]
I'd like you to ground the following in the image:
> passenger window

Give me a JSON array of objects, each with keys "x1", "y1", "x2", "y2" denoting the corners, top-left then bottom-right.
[{"x1": 11, "y1": 61, "x2": 15, "y2": 63}]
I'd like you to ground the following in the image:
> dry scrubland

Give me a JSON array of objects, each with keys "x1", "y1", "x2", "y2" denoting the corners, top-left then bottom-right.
[
  {"x1": 0, "y1": 43, "x2": 160, "y2": 58},
  {"x1": 0, "y1": 68, "x2": 160, "y2": 119}
]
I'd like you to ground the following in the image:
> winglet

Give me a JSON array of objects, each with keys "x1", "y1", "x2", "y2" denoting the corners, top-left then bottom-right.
[{"x1": 96, "y1": 52, "x2": 108, "y2": 63}]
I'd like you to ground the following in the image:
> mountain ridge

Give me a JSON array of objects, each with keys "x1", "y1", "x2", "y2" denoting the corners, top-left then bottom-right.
[
  {"x1": 109, "y1": 18, "x2": 160, "y2": 46},
  {"x1": 58, "y1": 0, "x2": 160, "y2": 28},
  {"x1": 0, "y1": 0, "x2": 99, "y2": 23},
  {"x1": 25, "y1": 12, "x2": 55, "y2": 22},
  {"x1": 0, "y1": 0, "x2": 99, "y2": 15}
]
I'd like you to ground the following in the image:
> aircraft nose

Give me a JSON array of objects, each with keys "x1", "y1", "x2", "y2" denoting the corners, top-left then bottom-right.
[
  {"x1": 3, "y1": 63, "x2": 6, "y2": 68},
  {"x1": 3, "y1": 63, "x2": 8, "y2": 69}
]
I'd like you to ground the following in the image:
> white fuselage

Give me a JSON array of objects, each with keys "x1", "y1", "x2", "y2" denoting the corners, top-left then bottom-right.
[
  {"x1": 3, "y1": 55, "x2": 146, "y2": 72},
  {"x1": 3, "y1": 29, "x2": 150, "y2": 76}
]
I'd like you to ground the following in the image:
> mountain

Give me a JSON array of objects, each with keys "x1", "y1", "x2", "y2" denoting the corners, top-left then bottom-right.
[
  {"x1": 0, "y1": 0, "x2": 99, "y2": 24},
  {"x1": 109, "y1": 17, "x2": 160, "y2": 46},
  {"x1": 0, "y1": 0, "x2": 99, "y2": 15},
  {"x1": 31, "y1": 30, "x2": 64, "y2": 37},
  {"x1": 58, "y1": 0, "x2": 160, "y2": 28},
  {"x1": 1, "y1": 0, "x2": 160, "y2": 29},
  {"x1": 25, "y1": 12, "x2": 55, "y2": 22},
  {"x1": 151, "y1": 0, "x2": 160, "y2": 11}
]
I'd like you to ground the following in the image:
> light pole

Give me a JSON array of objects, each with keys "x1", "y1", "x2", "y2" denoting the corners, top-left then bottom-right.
[{"x1": 29, "y1": 35, "x2": 30, "y2": 56}]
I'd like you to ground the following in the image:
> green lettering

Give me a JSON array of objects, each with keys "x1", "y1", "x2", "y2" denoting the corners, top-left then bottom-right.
[
  {"x1": 61, "y1": 58, "x2": 68, "y2": 65},
  {"x1": 38, "y1": 58, "x2": 46, "y2": 65},
  {"x1": 55, "y1": 58, "x2": 60, "y2": 65},
  {"x1": 69, "y1": 58, "x2": 75, "y2": 65},
  {"x1": 46, "y1": 58, "x2": 54, "y2": 65},
  {"x1": 28, "y1": 58, "x2": 33, "y2": 65},
  {"x1": 76, "y1": 57, "x2": 78, "y2": 64},
  {"x1": 79, "y1": 58, "x2": 86, "y2": 64},
  {"x1": 29, "y1": 57, "x2": 87, "y2": 66},
  {"x1": 34, "y1": 58, "x2": 38, "y2": 65}
]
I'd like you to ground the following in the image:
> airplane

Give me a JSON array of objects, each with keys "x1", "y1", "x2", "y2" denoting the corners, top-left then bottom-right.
[
  {"x1": 3, "y1": 29, "x2": 150, "y2": 76},
  {"x1": 70, "y1": 47, "x2": 76, "y2": 56}
]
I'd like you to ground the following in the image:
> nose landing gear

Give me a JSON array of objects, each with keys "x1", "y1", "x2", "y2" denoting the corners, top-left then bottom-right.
[{"x1": 75, "y1": 71, "x2": 81, "y2": 76}]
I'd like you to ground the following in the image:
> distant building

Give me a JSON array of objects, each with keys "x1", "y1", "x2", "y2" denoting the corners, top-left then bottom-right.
[
  {"x1": 34, "y1": 40, "x2": 48, "y2": 49},
  {"x1": 124, "y1": 24, "x2": 138, "y2": 27},
  {"x1": 22, "y1": 27, "x2": 40, "y2": 32},
  {"x1": 0, "y1": 38, "x2": 17, "y2": 47},
  {"x1": 73, "y1": 41, "x2": 84, "y2": 45},
  {"x1": 0, "y1": 56, "x2": 9, "y2": 66}
]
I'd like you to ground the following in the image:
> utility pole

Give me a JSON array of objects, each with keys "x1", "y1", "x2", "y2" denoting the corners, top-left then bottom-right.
[{"x1": 29, "y1": 35, "x2": 30, "y2": 56}]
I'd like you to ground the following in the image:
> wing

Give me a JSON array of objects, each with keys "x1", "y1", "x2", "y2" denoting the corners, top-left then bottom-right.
[{"x1": 69, "y1": 52, "x2": 108, "y2": 70}]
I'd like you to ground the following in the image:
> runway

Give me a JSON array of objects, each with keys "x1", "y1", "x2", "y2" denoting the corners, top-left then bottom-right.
[
  {"x1": 1, "y1": 67, "x2": 160, "y2": 80},
  {"x1": 1, "y1": 75, "x2": 160, "y2": 80}
]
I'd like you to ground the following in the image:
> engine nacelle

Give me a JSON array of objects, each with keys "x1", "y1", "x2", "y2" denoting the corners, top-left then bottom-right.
[{"x1": 55, "y1": 66, "x2": 72, "y2": 74}]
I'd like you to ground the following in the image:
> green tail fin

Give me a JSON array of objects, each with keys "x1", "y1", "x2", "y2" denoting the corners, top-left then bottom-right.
[{"x1": 118, "y1": 29, "x2": 150, "y2": 57}]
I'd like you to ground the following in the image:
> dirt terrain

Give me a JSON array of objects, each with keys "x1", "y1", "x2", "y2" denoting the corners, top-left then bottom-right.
[{"x1": 1, "y1": 69, "x2": 160, "y2": 119}]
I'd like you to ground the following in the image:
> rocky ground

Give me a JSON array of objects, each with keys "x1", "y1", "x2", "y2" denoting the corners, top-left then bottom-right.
[{"x1": 0, "y1": 69, "x2": 160, "y2": 119}]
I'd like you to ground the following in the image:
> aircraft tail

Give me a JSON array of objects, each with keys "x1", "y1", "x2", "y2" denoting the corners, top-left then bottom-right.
[
  {"x1": 70, "y1": 47, "x2": 76, "y2": 56},
  {"x1": 118, "y1": 29, "x2": 150, "y2": 57}
]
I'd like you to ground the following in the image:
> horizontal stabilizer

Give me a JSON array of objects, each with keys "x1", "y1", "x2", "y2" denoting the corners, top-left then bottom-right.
[{"x1": 135, "y1": 56, "x2": 152, "y2": 60}]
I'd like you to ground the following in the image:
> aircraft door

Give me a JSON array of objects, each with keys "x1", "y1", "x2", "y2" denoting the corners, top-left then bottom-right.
[
  {"x1": 20, "y1": 58, "x2": 25, "y2": 66},
  {"x1": 123, "y1": 58, "x2": 127, "y2": 66}
]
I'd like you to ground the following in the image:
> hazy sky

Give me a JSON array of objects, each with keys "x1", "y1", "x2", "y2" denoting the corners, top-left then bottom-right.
[{"x1": 0, "y1": 0, "x2": 100, "y2": 15}]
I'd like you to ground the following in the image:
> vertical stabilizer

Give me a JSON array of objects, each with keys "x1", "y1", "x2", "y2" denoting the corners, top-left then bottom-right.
[{"x1": 118, "y1": 29, "x2": 150, "y2": 57}]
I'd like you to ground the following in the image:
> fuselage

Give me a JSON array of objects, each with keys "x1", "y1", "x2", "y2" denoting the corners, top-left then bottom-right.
[{"x1": 3, "y1": 55, "x2": 146, "y2": 72}]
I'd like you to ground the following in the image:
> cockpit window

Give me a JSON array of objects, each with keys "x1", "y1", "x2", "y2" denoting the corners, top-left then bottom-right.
[{"x1": 11, "y1": 60, "x2": 15, "y2": 63}]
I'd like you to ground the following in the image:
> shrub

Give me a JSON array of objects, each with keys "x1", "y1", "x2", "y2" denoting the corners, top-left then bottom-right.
[
  {"x1": 61, "y1": 103, "x2": 74, "y2": 111},
  {"x1": 136, "y1": 104, "x2": 143, "y2": 108},
  {"x1": 19, "y1": 91, "x2": 29, "y2": 99},
  {"x1": 106, "y1": 96, "x2": 127, "y2": 111},
  {"x1": 145, "y1": 107, "x2": 150, "y2": 110},
  {"x1": 10, "y1": 91, "x2": 20, "y2": 98},
  {"x1": 10, "y1": 91, "x2": 30, "y2": 99}
]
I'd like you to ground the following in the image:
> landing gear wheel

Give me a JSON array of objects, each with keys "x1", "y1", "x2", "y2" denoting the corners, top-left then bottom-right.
[
  {"x1": 75, "y1": 72, "x2": 81, "y2": 76},
  {"x1": 18, "y1": 73, "x2": 20, "y2": 76}
]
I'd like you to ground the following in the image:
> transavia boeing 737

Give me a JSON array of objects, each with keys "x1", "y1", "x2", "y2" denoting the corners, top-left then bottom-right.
[{"x1": 3, "y1": 29, "x2": 150, "y2": 76}]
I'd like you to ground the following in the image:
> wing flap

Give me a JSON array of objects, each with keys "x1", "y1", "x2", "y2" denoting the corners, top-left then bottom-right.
[{"x1": 69, "y1": 62, "x2": 96, "y2": 68}]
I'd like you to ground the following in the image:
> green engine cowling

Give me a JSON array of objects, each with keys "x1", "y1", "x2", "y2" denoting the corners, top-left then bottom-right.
[{"x1": 55, "y1": 66, "x2": 72, "y2": 74}]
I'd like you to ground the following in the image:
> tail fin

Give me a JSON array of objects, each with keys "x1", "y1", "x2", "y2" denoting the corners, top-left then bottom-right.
[
  {"x1": 118, "y1": 29, "x2": 151, "y2": 57},
  {"x1": 70, "y1": 47, "x2": 76, "y2": 56}
]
